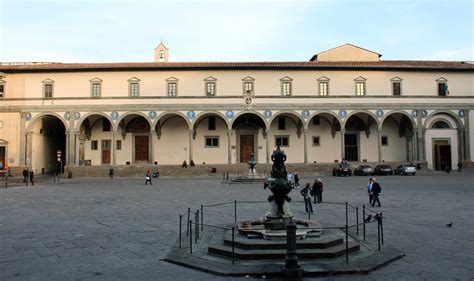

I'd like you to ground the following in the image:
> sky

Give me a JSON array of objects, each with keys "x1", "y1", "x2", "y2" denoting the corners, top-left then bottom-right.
[{"x1": 0, "y1": 0, "x2": 473, "y2": 63}]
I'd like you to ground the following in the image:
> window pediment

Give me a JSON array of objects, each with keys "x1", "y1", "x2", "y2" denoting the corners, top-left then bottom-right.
[
  {"x1": 204, "y1": 76, "x2": 217, "y2": 81},
  {"x1": 391, "y1": 77, "x2": 402, "y2": 82},
  {"x1": 436, "y1": 77, "x2": 448, "y2": 82},
  {"x1": 42, "y1": 78, "x2": 54, "y2": 84},
  {"x1": 317, "y1": 76, "x2": 330, "y2": 81},
  {"x1": 166, "y1": 77, "x2": 179, "y2": 82},
  {"x1": 89, "y1": 77, "x2": 103, "y2": 83},
  {"x1": 354, "y1": 76, "x2": 367, "y2": 81},
  {"x1": 280, "y1": 76, "x2": 293, "y2": 81},
  {"x1": 242, "y1": 76, "x2": 255, "y2": 81},
  {"x1": 128, "y1": 77, "x2": 141, "y2": 82}
]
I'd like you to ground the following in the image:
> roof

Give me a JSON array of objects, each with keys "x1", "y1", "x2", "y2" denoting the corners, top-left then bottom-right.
[
  {"x1": 0, "y1": 60, "x2": 473, "y2": 73},
  {"x1": 310, "y1": 43, "x2": 382, "y2": 61}
]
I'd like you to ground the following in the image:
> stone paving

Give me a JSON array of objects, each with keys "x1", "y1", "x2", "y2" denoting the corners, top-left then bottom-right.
[{"x1": 1, "y1": 170, "x2": 473, "y2": 281}]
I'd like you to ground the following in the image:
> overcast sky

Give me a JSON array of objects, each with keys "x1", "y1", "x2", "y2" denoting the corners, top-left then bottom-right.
[{"x1": 0, "y1": 0, "x2": 472, "y2": 63}]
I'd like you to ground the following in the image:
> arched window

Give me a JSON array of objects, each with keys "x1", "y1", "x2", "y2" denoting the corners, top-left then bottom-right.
[{"x1": 432, "y1": 121, "x2": 450, "y2": 129}]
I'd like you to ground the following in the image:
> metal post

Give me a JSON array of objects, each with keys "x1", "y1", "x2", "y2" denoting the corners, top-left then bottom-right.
[
  {"x1": 179, "y1": 215, "x2": 182, "y2": 249},
  {"x1": 380, "y1": 212, "x2": 384, "y2": 245},
  {"x1": 232, "y1": 227, "x2": 235, "y2": 265},
  {"x1": 363, "y1": 205, "x2": 366, "y2": 241},
  {"x1": 189, "y1": 220, "x2": 193, "y2": 254},
  {"x1": 377, "y1": 217, "x2": 381, "y2": 251},
  {"x1": 196, "y1": 210, "x2": 200, "y2": 241},
  {"x1": 308, "y1": 210, "x2": 310, "y2": 220},
  {"x1": 234, "y1": 200, "x2": 237, "y2": 223},
  {"x1": 200, "y1": 205, "x2": 204, "y2": 231},
  {"x1": 195, "y1": 212, "x2": 198, "y2": 243},
  {"x1": 356, "y1": 207, "x2": 359, "y2": 236},
  {"x1": 186, "y1": 208, "x2": 190, "y2": 236},
  {"x1": 345, "y1": 202, "x2": 349, "y2": 263},
  {"x1": 226, "y1": 171, "x2": 229, "y2": 181},
  {"x1": 283, "y1": 219, "x2": 303, "y2": 277}
]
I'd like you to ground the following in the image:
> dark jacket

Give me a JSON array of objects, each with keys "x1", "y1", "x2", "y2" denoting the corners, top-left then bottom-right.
[{"x1": 371, "y1": 182, "x2": 381, "y2": 194}]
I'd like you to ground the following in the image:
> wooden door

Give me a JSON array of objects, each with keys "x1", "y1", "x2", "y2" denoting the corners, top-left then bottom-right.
[
  {"x1": 240, "y1": 135, "x2": 254, "y2": 163},
  {"x1": 135, "y1": 135, "x2": 149, "y2": 163},
  {"x1": 101, "y1": 140, "x2": 111, "y2": 164}
]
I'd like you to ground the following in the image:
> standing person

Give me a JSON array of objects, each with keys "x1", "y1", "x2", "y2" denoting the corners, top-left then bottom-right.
[
  {"x1": 301, "y1": 183, "x2": 313, "y2": 213},
  {"x1": 145, "y1": 170, "x2": 152, "y2": 185},
  {"x1": 29, "y1": 170, "x2": 34, "y2": 186},
  {"x1": 23, "y1": 169, "x2": 28, "y2": 183},
  {"x1": 367, "y1": 178, "x2": 373, "y2": 205},
  {"x1": 370, "y1": 178, "x2": 381, "y2": 207},
  {"x1": 294, "y1": 171, "x2": 300, "y2": 188},
  {"x1": 312, "y1": 178, "x2": 323, "y2": 203}
]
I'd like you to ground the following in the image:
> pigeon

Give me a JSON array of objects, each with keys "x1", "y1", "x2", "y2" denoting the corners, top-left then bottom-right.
[
  {"x1": 446, "y1": 222, "x2": 453, "y2": 227},
  {"x1": 364, "y1": 215, "x2": 372, "y2": 222}
]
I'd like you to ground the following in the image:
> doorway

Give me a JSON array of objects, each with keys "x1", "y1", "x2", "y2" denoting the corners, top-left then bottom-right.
[
  {"x1": 240, "y1": 134, "x2": 254, "y2": 163},
  {"x1": 135, "y1": 135, "x2": 149, "y2": 163},
  {"x1": 0, "y1": 146, "x2": 5, "y2": 168},
  {"x1": 344, "y1": 133, "x2": 358, "y2": 161},
  {"x1": 434, "y1": 140, "x2": 451, "y2": 170},
  {"x1": 101, "y1": 140, "x2": 111, "y2": 164}
]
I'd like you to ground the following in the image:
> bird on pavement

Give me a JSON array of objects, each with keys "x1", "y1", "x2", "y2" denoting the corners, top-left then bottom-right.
[
  {"x1": 364, "y1": 215, "x2": 372, "y2": 222},
  {"x1": 446, "y1": 222, "x2": 453, "y2": 227}
]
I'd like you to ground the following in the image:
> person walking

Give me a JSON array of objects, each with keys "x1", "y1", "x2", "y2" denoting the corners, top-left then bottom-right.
[
  {"x1": 370, "y1": 178, "x2": 381, "y2": 207},
  {"x1": 301, "y1": 183, "x2": 313, "y2": 213},
  {"x1": 294, "y1": 171, "x2": 300, "y2": 188},
  {"x1": 367, "y1": 178, "x2": 374, "y2": 205},
  {"x1": 312, "y1": 178, "x2": 323, "y2": 203},
  {"x1": 145, "y1": 170, "x2": 152, "y2": 185},
  {"x1": 29, "y1": 170, "x2": 35, "y2": 186}
]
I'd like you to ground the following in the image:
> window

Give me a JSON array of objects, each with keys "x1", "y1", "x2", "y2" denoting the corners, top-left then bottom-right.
[
  {"x1": 90, "y1": 78, "x2": 102, "y2": 98},
  {"x1": 275, "y1": 136, "x2": 289, "y2": 147},
  {"x1": 282, "y1": 82, "x2": 291, "y2": 96},
  {"x1": 242, "y1": 76, "x2": 255, "y2": 94},
  {"x1": 44, "y1": 84, "x2": 53, "y2": 98},
  {"x1": 392, "y1": 82, "x2": 401, "y2": 96},
  {"x1": 312, "y1": 136, "x2": 320, "y2": 146},
  {"x1": 103, "y1": 119, "x2": 110, "y2": 132},
  {"x1": 354, "y1": 77, "x2": 366, "y2": 96},
  {"x1": 205, "y1": 136, "x2": 219, "y2": 148},
  {"x1": 381, "y1": 136, "x2": 388, "y2": 146},
  {"x1": 319, "y1": 82, "x2": 328, "y2": 96},
  {"x1": 128, "y1": 77, "x2": 140, "y2": 97},
  {"x1": 208, "y1": 117, "x2": 216, "y2": 130},
  {"x1": 166, "y1": 77, "x2": 179, "y2": 96},
  {"x1": 278, "y1": 117, "x2": 286, "y2": 130},
  {"x1": 436, "y1": 77, "x2": 449, "y2": 96},
  {"x1": 116, "y1": 140, "x2": 122, "y2": 150},
  {"x1": 0, "y1": 83, "x2": 4, "y2": 98},
  {"x1": 206, "y1": 82, "x2": 216, "y2": 96},
  {"x1": 280, "y1": 77, "x2": 293, "y2": 96},
  {"x1": 432, "y1": 121, "x2": 450, "y2": 129},
  {"x1": 91, "y1": 140, "x2": 98, "y2": 150},
  {"x1": 312, "y1": 116, "x2": 321, "y2": 125}
]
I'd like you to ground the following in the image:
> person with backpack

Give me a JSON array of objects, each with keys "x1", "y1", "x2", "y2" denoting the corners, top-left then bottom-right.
[{"x1": 370, "y1": 178, "x2": 382, "y2": 207}]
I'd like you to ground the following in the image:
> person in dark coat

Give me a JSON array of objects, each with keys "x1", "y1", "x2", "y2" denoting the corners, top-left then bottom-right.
[
  {"x1": 312, "y1": 178, "x2": 323, "y2": 203},
  {"x1": 294, "y1": 171, "x2": 300, "y2": 188},
  {"x1": 370, "y1": 178, "x2": 381, "y2": 207},
  {"x1": 29, "y1": 170, "x2": 34, "y2": 186},
  {"x1": 23, "y1": 169, "x2": 28, "y2": 183},
  {"x1": 145, "y1": 170, "x2": 152, "y2": 185}
]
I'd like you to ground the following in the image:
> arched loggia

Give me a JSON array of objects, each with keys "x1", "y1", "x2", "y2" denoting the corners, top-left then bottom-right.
[
  {"x1": 343, "y1": 111, "x2": 379, "y2": 162},
  {"x1": 231, "y1": 112, "x2": 267, "y2": 163},
  {"x1": 268, "y1": 112, "x2": 305, "y2": 163}
]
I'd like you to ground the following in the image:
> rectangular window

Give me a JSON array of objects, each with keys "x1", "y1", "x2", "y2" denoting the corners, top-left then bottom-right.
[
  {"x1": 244, "y1": 81, "x2": 253, "y2": 93},
  {"x1": 102, "y1": 119, "x2": 110, "y2": 132},
  {"x1": 278, "y1": 117, "x2": 286, "y2": 130},
  {"x1": 312, "y1": 136, "x2": 320, "y2": 146},
  {"x1": 438, "y1": 83, "x2": 447, "y2": 96},
  {"x1": 206, "y1": 82, "x2": 216, "y2": 96},
  {"x1": 208, "y1": 117, "x2": 216, "y2": 130},
  {"x1": 0, "y1": 84, "x2": 5, "y2": 98},
  {"x1": 116, "y1": 140, "x2": 122, "y2": 150},
  {"x1": 392, "y1": 82, "x2": 401, "y2": 96},
  {"x1": 168, "y1": 82, "x2": 177, "y2": 96},
  {"x1": 319, "y1": 82, "x2": 328, "y2": 96},
  {"x1": 312, "y1": 116, "x2": 320, "y2": 125},
  {"x1": 356, "y1": 82, "x2": 365, "y2": 96},
  {"x1": 44, "y1": 84, "x2": 53, "y2": 98},
  {"x1": 130, "y1": 82, "x2": 139, "y2": 97},
  {"x1": 382, "y1": 136, "x2": 388, "y2": 146},
  {"x1": 275, "y1": 136, "x2": 289, "y2": 147},
  {"x1": 91, "y1": 140, "x2": 98, "y2": 150},
  {"x1": 92, "y1": 83, "x2": 101, "y2": 97},
  {"x1": 282, "y1": 82, "x2": 291, "y2": 96},
  {"x1": 205, "y1": 136, "x2": 219, "y2": 148}
]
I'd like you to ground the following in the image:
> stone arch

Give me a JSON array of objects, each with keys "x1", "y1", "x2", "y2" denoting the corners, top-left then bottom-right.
[
  {"x1": 26, "y1": 112, "x2": 68, "y2": 132},
  {"x1": 230, "y1": 111, "x2": 268, "y2": 130},
  {"x1": 114, "y1": 111, "x2": 152, "y2": 132},
  {"x1": 75, "y1": 112, "x2": 113, "y2": 131},
  {"x1": 307, "y1": 110, "x2": 342, "y2": 130},
  {"x1": 192, "y1": 111, "x2": 230, "y2": 131},
  {"x1": 425, "y1": 115, "x2": 458, "y2": 129},
  {"x1": 342, "y1": 110, "x2": 380, "y2": 129},
  {"x1": 424, "y1": 110, "x2": 462, "y2": 129},
  {"x1": 380, "y1": 110, "x2": 416, "y2": 129},
  {"x1": 152, "y1": 111, "x2": 191, "y2": 130},
  {"x1": 269, "y1": 110, "x2": 305, "y2": 129}
]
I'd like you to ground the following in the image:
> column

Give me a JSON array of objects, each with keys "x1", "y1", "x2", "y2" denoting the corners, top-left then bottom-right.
[
  {"x1": 149, "y1": 130, "x2": 154, "y2": 164},
  {"x1": 74, "y1": 131, "x2": 79, "y2": 166},
  {"x1": 458, "y1": 128, "x2": 465, "y2": 163},
  {"x1": 227, "y1": 130, "x2": 232, "y2": 164},
  {"x1": 377, "y1": 128, "x2": 382, "y2": 162},
  {"x1": 188, "y1": 130, "x2": 194, "y2": 163},
  {"x1": 422, "y1": 128, "x2": 426, "y2": 161},
  {"x1": 67, "y1": 111, "x2": 75, "y2": 166},
  {"x1": 416, "y1": 110, "x2": 424, "y2": 161},
  {"x1": 340, "y1": 129, "x2": 345, "y2": 161},
  {"x1": 266, "y1": 129, "x2": 270, "y2": 164},
  {"x1": 112, "y1": 131, "x2": 117, "y2": 166},
  {"x1": 303, "y1": 128, "x2": 308, "y2": 164},
  {"x1": 19, "y1": 113, "x2": 26, "y2": 165},
  {"x1": 26, "y1": 132, "x2": 33, "y2": 167},
  {"x1": 65, "y1": 131, "x2": 70, "y2": 165},
  {"x1": 464, "y1": 110, "x2": 471, "y2": 161}
]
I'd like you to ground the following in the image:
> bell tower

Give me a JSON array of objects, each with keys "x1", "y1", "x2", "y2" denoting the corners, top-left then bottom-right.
[{"x1": 154, "y1": 42, "x2": 169, "y2": 62}]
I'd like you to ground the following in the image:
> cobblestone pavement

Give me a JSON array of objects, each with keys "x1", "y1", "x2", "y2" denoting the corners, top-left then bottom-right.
[{"x1": 1, "y1": 170, "x2": 473, "y2": 281}]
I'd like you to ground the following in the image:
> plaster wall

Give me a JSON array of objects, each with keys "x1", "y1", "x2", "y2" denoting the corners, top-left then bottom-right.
[
  {"x1": 193, "y1": 117, "x2": 228, "y2": 164},
  {"x1": 0, "y1": 113, "x2": 21, "y2": 166},
  {"x1": 155, "y1": 117, "x2": 188, "y2": 164},
  {"x1": 307, "y1": 119, "x2": 341, "y2": 163},
  {"x1": 425, "y1": 129, "x2": 458, "y2": 170},
  {"x1": 381, "y1": 118, "x2": 407, "y2": 161}
]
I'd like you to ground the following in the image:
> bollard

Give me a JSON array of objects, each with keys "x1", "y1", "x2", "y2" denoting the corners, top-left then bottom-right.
[
  {"x1": 234, "y1": 200, "x2": 237, "y2": 223},
  {"x1": 195, "y1": 213, "x2": 198, "y2": 244},
  {"x1": 380, "y1": 212, "x2": 384, "y2": 245},
  {"x1": 232, "y1": 227, "x2": 235, "y2": 265},
  {"x1": 363, "y1": 205, "x2": 366, "y2": 241},
  {"x1": 200, "y1": 205, "x2": 204, "y2": 231},
  {"x1": 189, "y1": 220, "x2": 193, "y2": 254},
  {"x1": 345, "y1": 224, "x2": 349, "y2": 263},
  {"x1": 186, "y1": 208, "x2": 190, "y2": 236},
  {"x1": 282, "y1": 219, "x2": 303, "y2": 277},
  {"x1": 179, "y1": 215, "x2": 182, "y2": 249},
  {"x1": 356, "y1": 206, "x2": 359, "y2": 236},
  {"x1": 377, "y1": 217, "x2": 381, "y2": 251}
]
